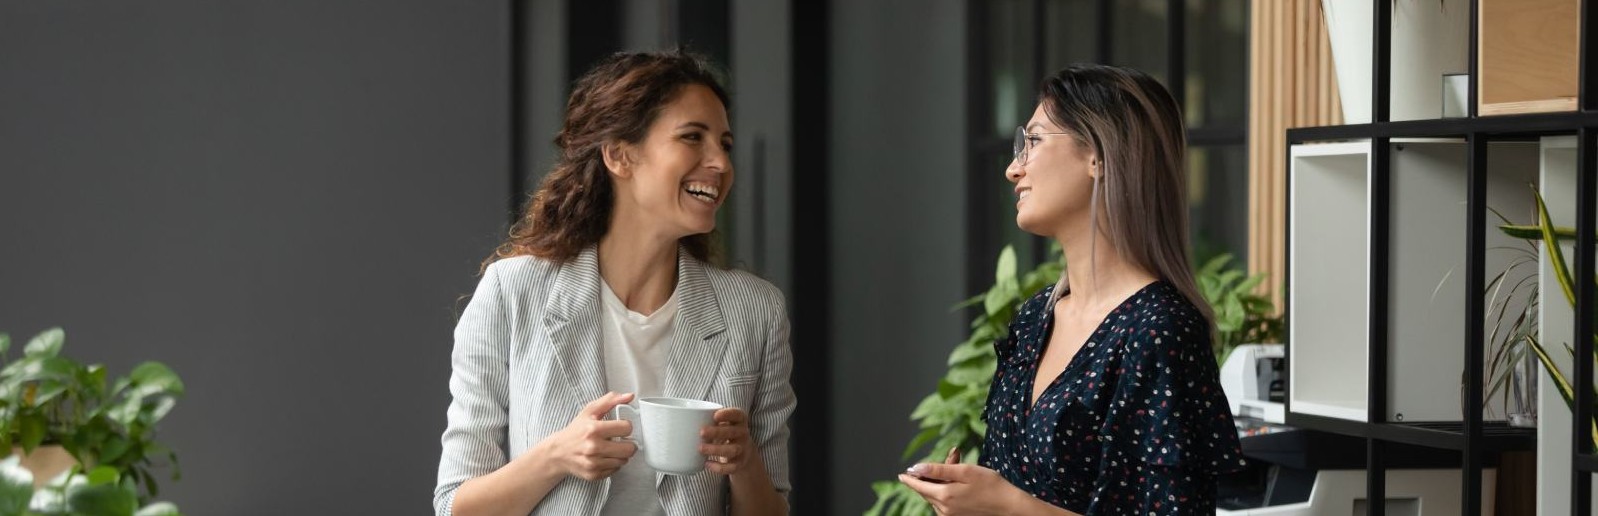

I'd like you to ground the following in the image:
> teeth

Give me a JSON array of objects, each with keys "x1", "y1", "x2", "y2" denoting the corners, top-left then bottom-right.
[
  {"x1": 684, "y1": 183, "x2": 719, "y2": 201},
  {"x1": 1018, "y1": 190, "x2": 1030, "y2": 200}
]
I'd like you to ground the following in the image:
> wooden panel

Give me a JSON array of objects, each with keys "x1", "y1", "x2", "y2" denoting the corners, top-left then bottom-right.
[
  {"x1": 1479, "y1": 0, "x2": 1579, "y2": 114},
  {"x1": 1480, "y1": 97, "x2": 1580, "y2": 116},
  {"x1": 1248, "y1": 0, "x2": 1342, "y2": 312}
]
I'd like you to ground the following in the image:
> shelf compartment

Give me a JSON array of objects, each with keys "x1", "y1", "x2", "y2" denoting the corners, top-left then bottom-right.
[
  {"x1": 1479, "y1": 0, "x2": 1580, "y2": 116},
  {"x1": 1289, "y1": 140, "x2": 1541, "y2": 424}
]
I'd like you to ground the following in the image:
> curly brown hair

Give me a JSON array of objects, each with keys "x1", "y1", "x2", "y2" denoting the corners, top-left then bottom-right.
[{"x1": 486, "y1": 50, "x2": 730, "y2": 269}]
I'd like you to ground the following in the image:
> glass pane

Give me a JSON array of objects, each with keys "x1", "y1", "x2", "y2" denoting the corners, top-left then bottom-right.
[
  {"x1": 1042, "y1": 0, "x2": 1098, "y2": 73},
  {"x1": 1113, "y1": 0, "x2": 1169, "y2": 85},
  {"x1": 988, "y1": 0, "x2": 1036, "y2": 139},
  {"x1": 1185, "y1": 0, "x2": 1248, "y2": 129},
  {"x1": 1188, "y1": 144, "x2": 1249, "y2": 264}
]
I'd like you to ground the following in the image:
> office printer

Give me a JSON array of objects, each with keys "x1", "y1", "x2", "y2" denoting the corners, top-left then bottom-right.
[{"x1": 1216, "y1": 345, "x2": 1496, "y2": 515}]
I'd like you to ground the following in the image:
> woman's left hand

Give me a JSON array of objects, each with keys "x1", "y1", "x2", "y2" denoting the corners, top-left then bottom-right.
[
  {"x1": 898, "y1": 463, "x2": 1023, "y2": 516},
  {"x1": 700, "y1": 407, "x2": 754, "y2": 475}
]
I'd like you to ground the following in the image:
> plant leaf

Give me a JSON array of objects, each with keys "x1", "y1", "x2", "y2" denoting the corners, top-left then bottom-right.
[
  {"x1": 902, "y1": 427, "x2": 940, "y2": 461},
  {"x1": 0, "y1": 457, "x2": 33, "y2": 515},
  {"x1": 993, "y1": 246, "x2": 1017, "y2": 285},
  {"x1": 24, "y1": 328, "x2": 64, "y2": 359},
  {"x1": 134, "y1": 501, "x2": 181, "y2": 516},
  {"x1": 127, "y1": 362, "x2": 184, "y2": 398},
  {"x1": 19, "y1": 414, "x2": 45, "y2": 453},
  {"x1": 65, "y1": 478, "x2": 139, "y2": 516},
  {"x1": 85, "y1": 466, "x2": 119, "y2": 486}
]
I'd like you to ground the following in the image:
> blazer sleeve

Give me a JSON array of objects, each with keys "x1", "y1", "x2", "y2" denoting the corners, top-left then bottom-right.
[
  {"x1": 750, "y1": 288, "x2": 797, "y2": 497},
  {"x1": 434, "y1": 262, "x2": 514, "y2": 515}
]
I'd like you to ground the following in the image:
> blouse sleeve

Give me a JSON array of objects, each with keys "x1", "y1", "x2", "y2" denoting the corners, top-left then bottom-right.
[{"x1": 1086, "y1": 307, "x2": 1245, "y2": 514}]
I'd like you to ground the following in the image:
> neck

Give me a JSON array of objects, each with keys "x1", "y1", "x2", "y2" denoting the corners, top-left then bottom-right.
[
  {"x1": 1054, "y1": 221, "x2": 1155, "y2": 310},
  {"x1": 597, "y1": 205, "x2": 680, "y2": 314}
]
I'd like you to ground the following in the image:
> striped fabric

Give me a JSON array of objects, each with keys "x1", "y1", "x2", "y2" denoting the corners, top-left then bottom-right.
[{"x1": 434, "y1": 246, "x2": 795, "y2": 515}]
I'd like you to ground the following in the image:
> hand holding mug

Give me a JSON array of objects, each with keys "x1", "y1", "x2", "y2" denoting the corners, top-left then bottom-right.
[
  {"x1": 537, "y1": 392, "x2": 638, "y2": 481},
  {"x1": 699, "y1": 407, "x2": 753, "y2": 475}
]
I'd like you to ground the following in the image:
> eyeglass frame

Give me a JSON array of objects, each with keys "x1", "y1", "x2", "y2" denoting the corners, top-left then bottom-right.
[{"x1": 1013, "y1": 126, "x2": 1076, "y2": 165}]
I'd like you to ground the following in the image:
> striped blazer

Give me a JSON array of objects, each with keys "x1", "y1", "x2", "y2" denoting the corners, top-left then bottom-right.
[{"x1": 433, "y1": 246, "x2": 795, "y2": 515}]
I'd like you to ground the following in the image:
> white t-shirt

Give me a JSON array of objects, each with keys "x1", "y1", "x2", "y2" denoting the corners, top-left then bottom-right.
[{"x1": 599, "y1": 280, "x2": 678, "y2": 516}]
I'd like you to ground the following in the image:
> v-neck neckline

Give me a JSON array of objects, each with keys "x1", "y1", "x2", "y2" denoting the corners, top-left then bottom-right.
[{"x1": 1022, "y1": 280, "x2": 1162, "y2": 416}]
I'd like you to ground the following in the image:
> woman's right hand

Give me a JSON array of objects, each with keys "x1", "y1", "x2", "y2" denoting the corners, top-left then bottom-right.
[{"x1": 532, "y1": 391, "x2": 638, "y2": 481}]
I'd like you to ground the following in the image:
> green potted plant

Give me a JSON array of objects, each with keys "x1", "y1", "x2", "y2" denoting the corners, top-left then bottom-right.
[
  {"x1": 1196, "y1": 254, "x2": 1285, "y2": 365},
  {"x1": 0, "y1": 328, "x2": 184, "y2": 514},
  {"x1": 864, "y1": 246, "x2": 1283, "y2": 516},
  {"x1": 0, "y1": 456, "x2": 179, "y2": 516}
]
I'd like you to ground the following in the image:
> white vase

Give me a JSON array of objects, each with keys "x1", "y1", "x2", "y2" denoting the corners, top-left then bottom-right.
[{"x1": 1321, "y1": 0, "x2": 1471, "y2": 123}]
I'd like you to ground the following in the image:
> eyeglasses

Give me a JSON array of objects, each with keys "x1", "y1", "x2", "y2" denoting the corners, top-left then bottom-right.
[{"x1": 1013, "y1": 126, "x2": 1074, "y2": 165}]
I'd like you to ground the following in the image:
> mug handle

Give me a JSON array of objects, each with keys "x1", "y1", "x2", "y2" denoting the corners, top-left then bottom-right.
[{"x1": 611, "y1": 404, "x2": 644, "y2": 451}]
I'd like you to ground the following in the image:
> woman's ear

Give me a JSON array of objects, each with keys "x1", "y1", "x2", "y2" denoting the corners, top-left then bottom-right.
[
  {"x1": 1087, "y1": 156, "x2": 1102, "y2": 179},
  {"x1": 601, "y1": 141, "x2": 635, "y2": 179}
]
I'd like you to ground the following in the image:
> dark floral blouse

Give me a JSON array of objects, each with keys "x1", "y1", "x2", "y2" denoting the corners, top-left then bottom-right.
[{"x1": 979, "y1": 281, "x2": 1246, "y2": 515}]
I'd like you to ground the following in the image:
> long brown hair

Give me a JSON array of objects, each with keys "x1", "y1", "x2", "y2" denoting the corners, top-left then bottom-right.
[
  {"x1": 485, "y1": 50, "x2": 729, "y2": 270},
  {"x1": 1039, "y1": 64, "x2": 1214, "y2": 326}
]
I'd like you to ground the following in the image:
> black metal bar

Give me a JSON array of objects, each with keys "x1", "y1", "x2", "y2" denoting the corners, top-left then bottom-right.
[
  {"x1": 1283, "y1": 129, "x2": 1293, "y2": 422},
  {"x1": 1579, "y1": 453, "x2": 1598, "y2": 474},
  {"x1": 1467, "y1": 0, "x2": 1479, "y2": 117},
  {"x1": 1030, "y1": 0, "x2": 1050, "y2": 269},
  {"x1": 1030, "y1": 0, "x2": 1044, "y2": 78},
  {"x1": 1583, "y1": 0, "x2": 1597, "y2": 111},
  {"x1": 1463, "y1": 132, "x2": 1487, "y2": 516},
  {"x1": 790, "y1": 0, "x2": 831, "y2": 511},
  {"x1": 1187, "y1": 126, "x2": 1248, "y2": 146},
  {"x1": 1368, "y1": 136, "x2": 1391, "y2": 516},
  {"x1": 1166, "y1": 0, "x2": 1185, "y2": 110},
  {"x1": 1095, "y1": 0, "x2": 1111, "y2": 64},
  {"x1": 1287, "y1": 112, "x2": 1598, "y2": 142},
  {"x1": 965, "y1": 0, "x2": 995, "y2": 315},
  {"x1": 1373, "y1": 0, "x2": 1391, "y2": 124},
  {"x1": 1575, "y1": 126, "x2": 1596, "y2": 516},
  {"x1": 1285, "y1": 416, "x2": 1538, "y2": 452},
  {"x1": 1286, "y1": 412, "x2": 1373, "y2": 438},
  {"x1": 1366, "y1": 438, "x2": 1386, "y2": 515},
  {"x1": 508, "y1": 0, "x2": 527, "y2": 223}
]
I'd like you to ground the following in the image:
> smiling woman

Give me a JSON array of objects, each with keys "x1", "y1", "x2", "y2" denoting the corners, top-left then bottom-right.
[{"x1": 434, "y1": 50, "x2": 795, "y2": 516}]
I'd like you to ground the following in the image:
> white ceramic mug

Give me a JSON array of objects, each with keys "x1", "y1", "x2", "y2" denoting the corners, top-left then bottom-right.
[{"x1": 612, "y1": 397, "x2": 723, "y2": 475}]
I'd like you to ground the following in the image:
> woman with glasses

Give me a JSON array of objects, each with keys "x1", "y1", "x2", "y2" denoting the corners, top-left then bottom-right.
[
  {"x1": 899, "y1": 64, "x2": 1244, "y2": 515},
  {"x1": 434, "y1": 50, "x2": 794, "y2": 516}
]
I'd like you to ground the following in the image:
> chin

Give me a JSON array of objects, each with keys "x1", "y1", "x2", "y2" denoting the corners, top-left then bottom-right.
[{"x1": 1014, "y1": 213, "x2": 1051, "y2": 237}]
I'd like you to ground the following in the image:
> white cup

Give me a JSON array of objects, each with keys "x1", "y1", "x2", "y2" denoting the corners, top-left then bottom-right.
[{"x1": 612, "y1": 397, "x2": 723, "y2": 475}]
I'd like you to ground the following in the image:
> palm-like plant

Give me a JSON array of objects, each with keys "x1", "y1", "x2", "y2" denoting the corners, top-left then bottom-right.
[{"x1": 1497, "y1": 187, "x2": 1598, "y2": 445}]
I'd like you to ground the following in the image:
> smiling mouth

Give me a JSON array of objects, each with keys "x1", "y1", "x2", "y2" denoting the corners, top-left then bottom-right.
[
  {"x1": 1017, "y1": 189, "x2": 1031, "y2": 201},
  {"x1": 684, "y1": 182, "x2": 720, "y2": 203}
]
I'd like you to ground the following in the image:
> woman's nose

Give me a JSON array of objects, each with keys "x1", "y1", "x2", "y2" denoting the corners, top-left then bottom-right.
[{"x1": 1005, "y1": 158, "x2": 1023, "y2": 182}]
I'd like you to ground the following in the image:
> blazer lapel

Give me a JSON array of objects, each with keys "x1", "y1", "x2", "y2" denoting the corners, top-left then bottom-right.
[
  {"x1": 656, "y1": 248, "x2": 729, "y2": 490},
  {"x1": 542, "y1": 247, "x2": 608, "y2": 407},
  {"x1": 659, "y1": 248, "x2": 730, "y2": 402}
]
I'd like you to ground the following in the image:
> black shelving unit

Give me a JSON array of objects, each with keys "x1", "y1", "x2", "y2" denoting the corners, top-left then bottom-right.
[{"x1": 1282, "y1": 0, "x2": 1598, "y2": 514}]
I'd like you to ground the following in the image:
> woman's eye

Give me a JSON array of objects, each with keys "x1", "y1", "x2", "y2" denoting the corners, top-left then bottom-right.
[
  {"x1": 681, "y1": 133, "x2": 702, "y2": 142},
  {"x1": 721, "y1": 141, "x2": 734, "y2": 152},
  {"x1": 1027, "y1": 137, "x2": 1042, "y2": 144}
]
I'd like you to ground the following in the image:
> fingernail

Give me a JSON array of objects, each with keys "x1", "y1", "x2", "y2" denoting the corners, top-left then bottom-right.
[{"x1": 906, "y1": 464, "x2": 927, "y2": 476}]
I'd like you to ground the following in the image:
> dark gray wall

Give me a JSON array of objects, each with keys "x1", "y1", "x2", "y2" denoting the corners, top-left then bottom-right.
[
  {"x1": 0, "y1": 1, "x2": 508, "y2": 514},
  {"x1": 828, "y1": 0, "x2": 970, "y2": 513}
]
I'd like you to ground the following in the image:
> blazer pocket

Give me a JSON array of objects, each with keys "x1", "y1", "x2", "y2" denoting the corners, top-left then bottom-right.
[
  {"x1": 718, "y1": 372, "x2": 760, "y2": 408},
  {"x1": 723, "y1": 372, "x2": 760, "y2": 387}
]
